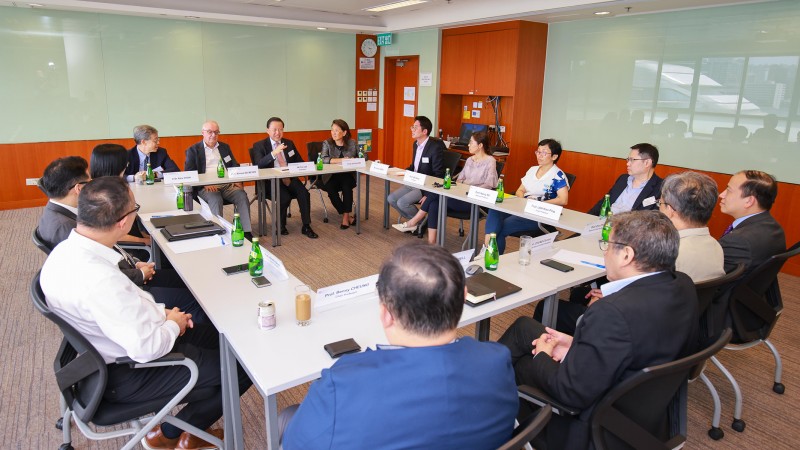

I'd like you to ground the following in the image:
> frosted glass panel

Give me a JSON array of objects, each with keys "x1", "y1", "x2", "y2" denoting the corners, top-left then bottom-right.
[{"x1": 541, "y1": 0, "x2": 800, "y2": 183}]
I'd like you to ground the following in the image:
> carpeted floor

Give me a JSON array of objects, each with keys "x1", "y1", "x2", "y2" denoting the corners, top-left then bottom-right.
[{"x1": 2, "y1": 180, "x2": 797, "y2": 449}]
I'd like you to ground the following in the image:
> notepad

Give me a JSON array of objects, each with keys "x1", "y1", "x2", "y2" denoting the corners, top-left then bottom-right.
[{"x1": 465, "y1": 272, "x2": 522, "y2": 307}]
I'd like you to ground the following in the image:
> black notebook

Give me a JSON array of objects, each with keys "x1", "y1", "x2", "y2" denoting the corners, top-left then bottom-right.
[
  {"x1": 160, "y1": 222, "x2": 226, "y2": 241},
  {"x1": 465, "y1": 272, "x2": 522, "y2": 307},
  {"x1": 150, "y1": 214, "x2": 204, "y2": 228}
]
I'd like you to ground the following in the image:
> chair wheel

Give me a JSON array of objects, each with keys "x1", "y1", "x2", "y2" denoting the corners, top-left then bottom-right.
[
  {"x1": 59, "y1": 443, "x2": 74, "y2": 450},
  {"x1": 708, "y1": 427, "x2": 724, "y2": 440},
  {"x1": 323, "y1": 218, "x2": 329, "y2": 223},
  {"x1": 731, "y1": 419, "x2": 745, "y2": 432},
  {"x1": 458, "y1": 230, "x2": 464, "y2": 237},
  {"x1": 773, "y1": 382, "x2": 785, "y2": 394},
  {"x1": 55, "y1": 418, "x2": 63, "y2": 430}
]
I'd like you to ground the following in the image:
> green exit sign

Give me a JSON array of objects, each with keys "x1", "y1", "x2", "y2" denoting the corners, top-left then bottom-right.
[{"x1": 377, "y1": 33, "x2": 392, "y2": 46}]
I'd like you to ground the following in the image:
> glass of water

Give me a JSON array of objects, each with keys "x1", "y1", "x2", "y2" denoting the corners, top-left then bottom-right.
[{"x1": 518, "y1": 235, "x2": 534, "y2": 265}]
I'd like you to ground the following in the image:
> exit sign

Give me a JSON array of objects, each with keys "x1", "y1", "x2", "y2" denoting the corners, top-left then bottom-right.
[{"x1": 377, "y1": 33, "x2": 392, "y2": 46}]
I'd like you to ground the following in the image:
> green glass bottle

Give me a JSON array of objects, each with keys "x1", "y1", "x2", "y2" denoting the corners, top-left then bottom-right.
[
  {"x1": 176, "y1": 183, "x2": 184, "y2": 209},
  {"x1": 485, "y1": 233, "x2": 499, "y2": 271},
  {"x1": 443, "y1": 168, "x2": 451, "y2": 189},
  {"x1": 496, "y1": 175, "x2": 505, "y2": 203},
  {"x1": 358, "y1": 146, "x2": 365, "y2": 159},
  {"x1": 316, "y1": 152, "x2": 324, "y2": 170},
  {"x1": 217, "y1": 159, "x2": 225, "y2": 178},
  {"x1": 248, "y1": 237, "x2": 264, "y2": 276},
  {"x1": 232, "y1": 212, "x2": 244, "y2": 247},
  {"x1": 601, "y1": 211, "x2": 613, "y2": 242},
  {"x1": 145, "y1": 163, "x2": 154, "y2": 185},
  {"x1": 599, "y1": 194, "x2": 611, "y2": 218}
]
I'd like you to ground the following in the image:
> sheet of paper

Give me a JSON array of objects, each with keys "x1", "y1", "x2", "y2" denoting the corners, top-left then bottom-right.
[
  {"x1": 550, "y1": 249, "x2": 606, "y2": 269},
  {"x1": 403, "y1": 86, "x2": 415, "y2": 101},
  {"x1": 165, "y1": 235, "x2": 226, "y2": 254},
  {"x1": 403, "y1": 103, "x2": 415, "y2": 117}
]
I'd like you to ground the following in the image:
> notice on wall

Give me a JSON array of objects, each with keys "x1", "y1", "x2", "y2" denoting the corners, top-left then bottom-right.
[
  {"x1": 403, "y1": 86, "x2": 415, "y2": 101},
  {"x1": 419, "y1": 72, "x2": 432, "y2": 87},
  {"x1": 403, "y1": 103, "x2": 415, "y2": 117},
  {"x1": 359, "y1": 57, "x2": 375, "y2": 70},
  {"x1": 366, "y1": 102, "x2": 377, "y2": 111}
]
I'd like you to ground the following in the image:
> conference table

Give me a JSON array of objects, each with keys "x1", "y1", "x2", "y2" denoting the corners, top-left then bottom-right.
[{"x1": 132, "y1": 181, "x2": 606, "y2": 450}]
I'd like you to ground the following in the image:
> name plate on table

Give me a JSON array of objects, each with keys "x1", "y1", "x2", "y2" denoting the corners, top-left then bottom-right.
[
  {"x1": 259, "y1": 246, "x2": 289, "y2": 281},
  {"x1": 316, "y1": 274, "x2": 379, "y2": 312},
  {"x1": 369, "y1": 162, "x2": 390, "y2": 175},
  {"x1": 163, "y1": 171, "x2": 199, "y2": 185},
  {"x1": 467, "y1": 186, "x2": 498, "y2": 203},
  {"x1": 226, "y1": 166, "x2": 259, "y2": 179},
  {"x1": 288, "y1": 162, "x2": 315, "y2": 173},
  {"x1": 529, "y1": 232, "x2": 559, "y2": 254},
  {"x1": 582, "y1": 218, "x2": 607, "y2": 235},
  {"x1": 342, "y1": 158, "x2": 366, "y2": 169},
  {"x1": 524, "y1": 199, "x2": 563, "y2": 221},
  {"x1": 403, "y1": 172, "x2": 427, "y2": 186},
  {"x1": 452, "y1": 249, "x2": 475, "y2": 269}
]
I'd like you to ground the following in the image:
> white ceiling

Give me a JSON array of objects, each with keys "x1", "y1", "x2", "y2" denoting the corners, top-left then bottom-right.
[{"x1": 0, "y1": 0, "x2": 774, "y2": 32}]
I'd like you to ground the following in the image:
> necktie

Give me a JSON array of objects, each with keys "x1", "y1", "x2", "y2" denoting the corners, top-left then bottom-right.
[
  {"x1": 114, "y1": 244, "x2": 137, "y2": 268},
  {"x1": 143, "y1": 155, "x2": 150, "y2": 172},
  {"x1": 722, "y1": 223, "x2": 734, "y2": 237},
  {"x1": 273, "y1": 141, "x2": 288, "y2": 168}
]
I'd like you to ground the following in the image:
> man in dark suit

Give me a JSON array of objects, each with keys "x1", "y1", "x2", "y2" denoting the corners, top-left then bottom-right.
[
  {"x1": 123, "y1": 124, "x2": 180, "y2": 182},
  {"x1": 588, "y1": 143, "x2": 662, "y2": 216},
  {"x1": 251, "y1": 116, "x2": 317, "y2": 239},
  {"x1": 185, "y1": 120, "x2": 253, "y2": 241},
  {"x1": 387, "y1": 115, "x2": 446, "y2": 220},
  {"x1": 282, "y1": 244, "x2": 518, "y2": 449},
  {"x1": 499, "y1": 211, "x2": 698, "y2": 449},
  {"x1": 37, "y1": 156, "x2": 208, "y2": 323},
  {"x1": 719, "y1": 170, "x2": 785, "y2": 273}
]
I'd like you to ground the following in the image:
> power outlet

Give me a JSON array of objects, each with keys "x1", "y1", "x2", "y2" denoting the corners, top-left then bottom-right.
[
  {"x1": 26, "y1": 178, "x2": 40, "y2": 186},
  {"x1": 499, "y1": 126, "x2": 506, "y2": 133}
]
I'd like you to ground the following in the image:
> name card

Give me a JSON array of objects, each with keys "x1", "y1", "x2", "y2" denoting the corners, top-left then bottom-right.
[
  {"x1": 403, "y1": 171, "x2": 427, "y2": 186},
  {"x1": 259, "y1": 246, "x2": 289, "y2": 281},
  {"x1": 288, "y1": 162, "x2": 315, "y2": 173},
  {"x1": 582, "y1": 218, "x2": 607, "y2": 235},
  {"x1": 315, "y1": 274, "x2": 379, "y2": 312},
  {"x1": 163, "y1": 171, "x2": 199, "y2": 185},
  {"x1": 529, "y1": 232, "x2": 559, "y2": 254},
  {"x1": 467, "y1": 186, "x2": 498, "y2": 203},
  {"x1": 369, "y1": 161, "x2": 390, "y2": 175},
  {"x1": 452, "y1": 249, "x2": 475, "y2": 269},
  {"x1": 227, "y1": 165, "x2": 259, "y2": 179},
  {"x1": 342, "y1": 158, "x2": 366, "y2": 169},
  {"x1": 198, "y1": 197, "x2": 213, "y2": 220},
  {"x1": 524, "y1": 199, "x2": 563, "y2": 221}
]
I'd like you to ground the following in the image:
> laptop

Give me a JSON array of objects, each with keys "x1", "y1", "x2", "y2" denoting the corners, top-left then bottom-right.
[
  {"x1": 150, "y1": 214, "x2": 205, "y2": 228},
  {"x1": 160, "y1": 221, "x2": 226, "y2": 241},
  {"x1": 453, "y1": 123, "x2": 489, "y2": 148},
  {"x1": 465, "y1": 272, "x2": 522, "y2": 307}
]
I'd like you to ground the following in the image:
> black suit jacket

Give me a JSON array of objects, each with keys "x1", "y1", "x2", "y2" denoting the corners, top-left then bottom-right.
[
  {"x1": 588, "y1": 173, "x2": 663, "y2": 215},
  {"x1": 251, "y1": 138, "x2": 305, "y2": 169},
  {"x1": 37, "y1": 202, "x2": 144, "y2": 285},
  {"x1": 124, "y1": 146, "x2": 180, "y2": 179},
  {"x1": 406, "y1": 137, "x2": 446, "y2": 178},
  {"x1": 720, "y1": 211, "x2": 785, "y2": 274},
  {"x1": 528, "y1": 271, "x2": 698, "y2": 449},
  {"x1": 185, "y1": 141, "x2": 240, "y2": 194}
]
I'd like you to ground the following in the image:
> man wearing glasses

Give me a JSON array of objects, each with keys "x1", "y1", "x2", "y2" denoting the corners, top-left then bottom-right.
[
  {"x1": 185, "y1": 120, "x2": 253, "y2": 241},
  {"x1": 588, "y1": 143, "x2": 662, "y2": 216},
  {"x1": 499, "y1": 211, "x2": 697, "y2": 449},
  {"x1": 124, "y1": 124, "x2": 180, "y2": 182}
]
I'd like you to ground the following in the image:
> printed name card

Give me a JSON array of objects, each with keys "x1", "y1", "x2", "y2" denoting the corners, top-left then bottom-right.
[
  {"x1": 467, "y1": 186, "x2": 498, "y2": 203},
  {"x1": 259, "y1": 246, "x2": 289, "y2": 282},
  {"x1": 369, "y1": 161, "x2": 390, "y2": 175},
  {"x1": 582, "y1": 218, "x2": 607, "y2": 235},
  {"x1": 226, "y1": 166, "x2": 259, "y2": 179},
  {"x1": 288, "y1": 162, "x2": 315, "y2": 173},
  {"x1": 315, "y1": 274, "x2": 379, "y2": 311},
  {"x1": 524, "y1": 199, "x2": 563, "y2": 221},
  {"x1": 403, "y1": 171, "x2": 427, "y2": 186},
  {"x1": 163, "y1": 171, "x2": 199, "y2": 185},
  {"x1": 342, "y1": 158, "x2": 366, "y2": 169},
  {"x1": 529, "y1": 232, "x2": 559, "y2": 254},
  {"x1": 452, "y1": 249, "x2": 475, "y2": 269}
]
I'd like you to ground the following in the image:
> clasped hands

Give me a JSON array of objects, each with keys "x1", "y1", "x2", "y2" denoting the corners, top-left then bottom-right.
[
  {"x1": 166, "y1": 307, "x2": 193, "y2": 336},
  {"x1": 136, "y1": 261, "x2": 156, "y2": 283},
  {"x1": 533, "y1": 327, "x2": 573, "y2": 362}
]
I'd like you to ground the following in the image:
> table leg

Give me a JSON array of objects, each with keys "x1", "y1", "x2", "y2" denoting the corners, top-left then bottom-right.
[
  {"x1": 365, "y1": 175, "x2": 370, "y2": 220},
  {"x1": 437, "y1": 195, "x2": 447, "y2": 247},
  {"x1": 265, "y1": 394, "x2": 279, "y2": 450},
  {"x1": 475, "y1": 318, "x2": 491, "y2": 341},
  {"x1": 540, "y1": 293, "x2": 559, "y2": 329},
  {"x1": 383, "y1": 180, "x2": 390, "y2": 229},
  {"x1": 356, "y1": 172, "x2": 361, "y2": 235},
  {"x1": 469, "y1": 205, "x2": 481, "y2": 259},
  {"x1": 220, "y1": 334, "x2": 244, "y2": 450},
  {"x1": 271, "y1": 178, "x2": 281, "y2": 247},
  {"x1": 258, "y1": 180, "x2": 266, "y2": 237},
  {"x1": 152, "y1": 239, "x2": 162, "y2": 270}
]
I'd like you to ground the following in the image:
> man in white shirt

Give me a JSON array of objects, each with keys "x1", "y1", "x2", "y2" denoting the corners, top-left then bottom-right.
[{"x1": 40, "y1": 176, "x2": 251, "y2": 449}]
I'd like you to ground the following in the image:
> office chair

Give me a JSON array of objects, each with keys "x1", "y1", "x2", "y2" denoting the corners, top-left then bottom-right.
[
  {"x1": 442, "y1": 149, "x2": 463, "y2": 177},
  {"x1": 32, "y1": 226, "x2": 151, "y2": 264},
  {"x1": 448, "y1": 160, "x2": 505, "y2": 250},
  {"x1": 496, "y1": 404, "x2": 551, "y2": 450},
  {"x1": 508, "y1": 172, "x2": 577, "y2": 239},
  {"x1": 519, "y1": 329, "x2": 732, "y2": 450},
  {"x1": 708, "y1": 240, "x2": 800, "y2": 433},
  {"x1": 306, "y1": 141, "x2": 331, "y2": 223},
  {"x1": 31, "y1": 270, "x2": 221, "y2": 450},
  {"x1": 32, "y1": 226, "x2": 52, "y2": 255}
]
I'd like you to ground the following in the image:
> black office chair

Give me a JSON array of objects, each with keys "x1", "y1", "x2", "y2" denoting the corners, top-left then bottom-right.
[
  {"x1": 518, "y1": 329, "x2": 732, "y2": 450},
  {"x1": 449, "y1": 160, "x2": 505, "y2": 250},
  {"x1": 442, "y1": 149, "x2": 463, "y2": 177},
  {"x1": 496, "y1": 404, "x2": 551, "y2": 450},
  {"x1": 306, "y1": 141, "x2": 331, "y2": 223},
  {"x1": 31, "y1": 271, "x2": 221, "y2": 450},
  {"x1": 32, "y1": 225, "x2": 152, "y2": 264},
  {"x1": 708, "y1": 240, "x2": 800, "y2": 433},
  {"x1": 508, "y1": 172, "x2": 577, "y2": 240},
  {"x1": 32, "y1": 226, "x2": 52, "y2": 255}
]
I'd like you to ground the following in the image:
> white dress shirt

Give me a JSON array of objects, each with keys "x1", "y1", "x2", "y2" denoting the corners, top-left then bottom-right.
[
  {"x1": 204, "y1": 143, "x2": 222, "y2": 173},
  {"x1": 41, "y1": 230, "x2": 179, "y2": 364},
  {"x1": 412, "y1": 138, "x2": 428, "y2": 172}
]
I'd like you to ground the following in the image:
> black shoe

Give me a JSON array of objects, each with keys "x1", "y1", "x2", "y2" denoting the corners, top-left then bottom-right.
[
  {"x1": 244, "y1": 231, "x2": 253, "y2": 241},
  {"x1": 340, "y1": 224, "x2": 350, "y2": 230},
  {"x1": 415, "y1": 222, "x2": 428, "y2": 239},
  {"x1": 302, "y1": 225, "x2": 318, "y2": 239},
  {"x1": 281, "y1": 228, "x2": 289, "y2": 236}
]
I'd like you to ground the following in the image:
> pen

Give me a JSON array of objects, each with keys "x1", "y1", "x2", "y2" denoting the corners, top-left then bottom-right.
[
  {"x1": 219, "y1": 236, "x2": 226, "y2": 246},
  {"x1": 580, "y1": 260, "x2": 605, "y2": 269}
]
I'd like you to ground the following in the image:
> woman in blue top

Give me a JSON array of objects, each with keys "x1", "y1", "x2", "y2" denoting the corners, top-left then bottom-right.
[{"x1": 484, "y1": 138, "x2": 570, "y2": 254}]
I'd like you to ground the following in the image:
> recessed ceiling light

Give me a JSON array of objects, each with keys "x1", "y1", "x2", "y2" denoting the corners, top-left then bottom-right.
[
  {"x1": 28, "y1": 3, "x2": 45, "y2": 7},
  {"x1": 317, "y1": 27, "x2": 327, "y2": 30},
  {"x1": 594, "y1": 11, "x2": 611, "y2": 15},
  {"x1": 365, "y1": 0, "x2": 428, "y2": 13},
  {"x1": 185, "y1": 16, "x2": 201, "y2": 19}
]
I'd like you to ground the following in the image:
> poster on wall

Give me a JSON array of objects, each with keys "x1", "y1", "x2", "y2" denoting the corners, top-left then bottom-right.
[
  {"x1": 403, "y1": 87, "x2": 416, "y2": 101},
  {"x1": 403, "y1": 104, "x2": 415, "y2": 118},
  {"x1": 359, "y1": 58, "x2": 375, "y2": 70},
  {"x1": 357, "y1": 129, "x2": 373, "y2": 153}
]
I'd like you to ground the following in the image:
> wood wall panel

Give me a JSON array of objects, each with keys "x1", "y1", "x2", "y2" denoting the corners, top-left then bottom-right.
[
  {"x1": 355, "y1": 34, "x2": 380, "y2": 146},
  {"x1": 565, "y1": 151, "x2": 800, "y2": 276}
]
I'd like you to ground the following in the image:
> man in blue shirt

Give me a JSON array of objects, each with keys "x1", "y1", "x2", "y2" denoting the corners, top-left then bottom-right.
[
  {"x1": 282, "y1": 243, "x2": 518, "y2": 450},
  {"x1": 588, "y1": 143, "x2": 662, "y2": 216}
]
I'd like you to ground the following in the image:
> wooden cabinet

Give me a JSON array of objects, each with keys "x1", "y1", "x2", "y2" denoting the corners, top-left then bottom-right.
[
  {"x1": 441, "y1": 29, "x2": 518, "y2": 96},
  {"x1": 440, "y1": 34, "x2": 475, "y2": 95}
]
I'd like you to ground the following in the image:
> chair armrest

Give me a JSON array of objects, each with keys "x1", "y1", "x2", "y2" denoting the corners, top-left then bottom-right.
[
  {"x1": 518, "y1": 385, "x2": 580, "y2": 416},
  {"x1": 117, "y1": 241, "x2": 147, "y2": 247},
  {"x1": 115, "y1": 352, "x2": 187, "y2": 367}
]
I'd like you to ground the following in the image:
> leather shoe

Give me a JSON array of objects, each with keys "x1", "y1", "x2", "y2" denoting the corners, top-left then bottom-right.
[
  {"x1": 302, "y1": 225, "x2": 319, "y2": 239},
  {"x1": 176, "y1": 428, "x2": 224, "y2": 449},
  {"x1": 280, "y1": 228, "x2": 289, "y2": 236},
  {"x1": 142, "y1": 425, "x2": 180, "y2": 450},
  {"x1": 340, "y1": 224, "x2": 350, "y2": 230}
]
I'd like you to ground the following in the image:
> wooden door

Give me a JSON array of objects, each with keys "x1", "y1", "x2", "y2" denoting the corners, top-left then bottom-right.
[
  {"x1": 474, "y1": 29, "x2": 518, "y2": 96},
  {"x1": 440, "y1": 34, "x2": 475, "y2": 94},
  {"x1": 383, "y1": 56, "x2": 419, "y2": 169}
]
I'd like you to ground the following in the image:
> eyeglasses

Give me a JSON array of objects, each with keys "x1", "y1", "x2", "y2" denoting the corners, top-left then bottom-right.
[
  {"x1": 598, "y1": 239, "x2": 636, "y2": 253},
  {"x1": 117, "y1": 203, "x2": 141, "y2": 222},
  {"x1": 410, "y1": 125, "x2": 421, "y2": 130},
  {"x1": 70, "y1": 180, "x2": 89, "y2": 190},
  {"x1": 656, "y1": 199, "x2": 670, "y2": 208},
  {"x1": 534, "y1": 150, "x2": 552, "y2": 157},
  {"x1": 625, "y1": 157, "x2": 650, "y2": 163},
  {"x1": 202, "y1": 130, "x2": 221, "y2": 135}
]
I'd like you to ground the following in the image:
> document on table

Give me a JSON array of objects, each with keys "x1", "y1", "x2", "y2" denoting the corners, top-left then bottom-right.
[
  {"x1": 165, "y1": 235, "x2": 227, "y2": 254},
  {"x1": 550, "y1": 249, "x2": 605, "y2": 269}
]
